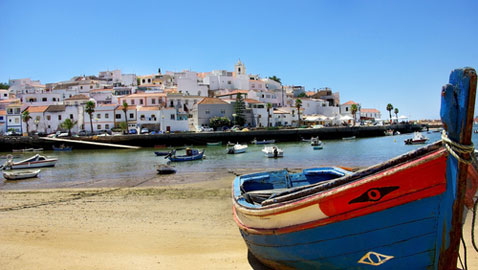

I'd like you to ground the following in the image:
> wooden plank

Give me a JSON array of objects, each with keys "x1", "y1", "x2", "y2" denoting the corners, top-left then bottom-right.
[{"x1": 39, "y1": 137, "x2": 140, "y2": 149}]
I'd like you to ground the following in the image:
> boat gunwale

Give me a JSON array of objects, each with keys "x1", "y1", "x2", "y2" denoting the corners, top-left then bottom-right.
[{"x1": 233, "y1": 141, "x2": 445, "y2": 217}]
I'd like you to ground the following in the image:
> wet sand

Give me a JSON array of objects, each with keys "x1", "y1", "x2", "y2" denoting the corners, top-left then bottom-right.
[{"x1": 0, "y1": 174, "x2": 477, "y2": 269}]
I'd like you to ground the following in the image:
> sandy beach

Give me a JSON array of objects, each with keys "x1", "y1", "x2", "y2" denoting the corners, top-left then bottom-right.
[{"x1": 1, "y1": 174, "x2": 477, "y2": 269}]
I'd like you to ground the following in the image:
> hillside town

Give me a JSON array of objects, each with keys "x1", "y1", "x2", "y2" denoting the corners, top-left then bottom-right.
[{"x1": 0, "y1": 60, "x2": 384, "y2": 135}]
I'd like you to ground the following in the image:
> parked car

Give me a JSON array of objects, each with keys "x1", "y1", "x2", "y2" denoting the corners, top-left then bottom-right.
[
  {"x1": 78, "y1": 130, "x2": 88, "y2": 136},
  {"x1": 5, "y1": 131, "x2": 21, "y2": 136},
  {"x1": 57, "y1": 132, "x2": 69, "y2": 137},
  {"x1": 129, "y1": 129, "x2": 137, "y2": 134},
  {"x1": 140, "y1": 128, "x2": 149, "y2": 134}
]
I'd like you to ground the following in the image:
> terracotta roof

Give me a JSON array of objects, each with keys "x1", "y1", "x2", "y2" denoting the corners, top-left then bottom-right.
[
  {"x1": 198, "y1": 97, "x2": 229, "y2": 105},
  {"x1": 245, "y1": 98, "x2": 261, "y2": 104},
  {"x1": 26, "y1": 106, "x2": 49, "y2": 113},
  {"x1": 215, "y1": 90, "x2": 249, "y2": 97},
  {"x1": 273, "y1": 109, "x2": 290, "y2": 114},
  {"x1": 65, "y1": 94, "x2": 89, "y2": 101},
  {"x1": 343, "y1": 101, "x2": 358, "y2": 105},
  {"x1": 137, "y1": 106, "x2": 161, "y2": 111},
  {"x1": 0, "y1": 110, "x2": 6, "y2": 116},
  {"x1": 305, "y1": 91, "x2": 316, "y2": 97},
  {"x1": 361, "y1": 108, "x2": 380, "y2": 113},
  {"x1": 0, "y1": 98, "x2": 20, "y2": 103},
  {"x1": 46, "y1": 105, "x2": 66, "y2": 112}
]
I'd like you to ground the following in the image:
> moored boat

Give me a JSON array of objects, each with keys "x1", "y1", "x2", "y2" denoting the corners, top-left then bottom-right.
[
  {"x1": 232, "y1": 68, "x2": 478, "y2": 269},
  {"x1": 2, "y1": 154, "x2": 57, "y2": 170},
  {"x1": 167, "y1": 148, "x2": 204, "y2": 162},
  {"x1": 227, "y1": 143, "x2": 248, "y2": 154},
  {"x1": 384, "y1": 129, "x2": 394, "y2": 136},
  {"x1": 3, "y1": 169, "x2": 41, "y2": 180},
  {"x1": 207, "y1": 141, "x2": 222, "y2": 146},
  {"x1": 262, "y1": 146, "x2": 284, "y2": 158},
  {"x1": 252, "y1": 138, "x2": 275, "y2": 145},
  {"x1": 404, "y1": 132, "x2": 429, "y2": 145},
  {"x1": 342, "y1": 136, "x2": 356, "y2": 140},
  {"x1": 154, "y1": 151, "x2": 171, "y2": 156},
  {"x1": 52, "y1": 144, "x2": 72, "y2": 151},
  {"x1": 156, "y1": 164, "x2": 176, "y2": 174}
]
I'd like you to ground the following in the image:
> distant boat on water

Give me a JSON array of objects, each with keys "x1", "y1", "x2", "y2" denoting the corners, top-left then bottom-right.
[
  {"x1": 227, "y1": 143, "x2": 248, "y2": 154},
  {"x1": 232, "y1": 67, "x2": 478, "y2": 269},
  {"x1": 342, "y1": 136, "x2": 356, "y2": 140},
  {"x1": 262, "y1": 146, "x2": 283, "y2": 158},
  {"x1": 404, "y1": 132, "x2": 429, "y2": 145},
  {"x1": 167, "y1": 148, "x2": 204, "y2": 162},
  {"x1": 52, "y1": 145, "x2": 72, "y2": 151},
  {"x1": 2, "y1": 154, "x2": 57, "y2": 170},
  {"x1": 252, "y1": 138, "x2": 275, "y2": 145},
  {"x1": 207, "y1": 141, "x2": 222, "y2": 146}
]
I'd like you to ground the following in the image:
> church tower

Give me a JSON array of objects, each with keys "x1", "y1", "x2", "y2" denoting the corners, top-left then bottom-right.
[{"x1": 235, "y1": 59, "x2": 246, "y2": 76}]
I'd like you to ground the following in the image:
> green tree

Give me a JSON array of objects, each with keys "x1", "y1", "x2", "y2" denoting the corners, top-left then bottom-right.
[
  {"x1": 119, "y1": 121, "x2": 128, "y2": 133},
  {"x1": 0, "y1": 82, "x2": 9, "y2": 90},
  {"x1": 268, "y1": 76, "x2": 281, "y2": 84},
  {"x1": 351, "y1": 104, "x2": 358, "y2": 126},
  {"x1": 394, "y1": 108, "x2": 399, "y2": 122},
  {"x1": 22, "y1": 110, "x2": 31, "y2": 135},
  {"x1": 122, "y1": 101, "x2": 129, "y2": 131},
  {"x1": 60, "y1": 118, "x2": 77, "y2": 136},
  {"x1": 386, "y1": 104, "x2": 394, "y2": 123},
  {"x1": 234, "y1": 93, "x2": 246, "y2": 126},
  {"x1": 266, "y1": 103, "x2": 272, "y2": 127},
  {"x1": 85, "y1": 101, "x2": 96, "y2": 134},
  {"x1": 295, "y1": 99, "x2": 302, "y2": 127},
  {"x1": 209, "y1": 116, "x2": 231, "y2": 130},
  {"x1": 297, "y1": 92, "x2": 307, "y2": 98}
]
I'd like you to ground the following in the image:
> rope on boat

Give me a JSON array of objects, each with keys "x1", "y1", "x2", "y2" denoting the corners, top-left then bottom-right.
[{"x1": 441, "y1": 131, "x2": 475, "y2": 164}]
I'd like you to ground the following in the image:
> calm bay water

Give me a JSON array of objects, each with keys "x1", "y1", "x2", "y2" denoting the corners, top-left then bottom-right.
[{"x1": 2, "y1": 130, "x2": 478, "y2": 190}]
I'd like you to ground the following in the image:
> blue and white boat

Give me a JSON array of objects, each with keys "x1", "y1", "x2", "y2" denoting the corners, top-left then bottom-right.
[{"x1": 167, "y1": 148, "x2": 205, "y2": 162}]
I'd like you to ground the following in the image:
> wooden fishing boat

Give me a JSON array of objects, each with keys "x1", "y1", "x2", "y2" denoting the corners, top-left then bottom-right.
[
  {"x1": 227, "y1": 143, "x2": 248, "y2": 154},
  {"x1": 3, "y1": 169, "x2": 41, "y2": 180},
  {"x1": 232, "y1": 68, "x2": 478, "y2": 269},
  {"x1": 252, "y1": 138, "x2": 275, "y2": 145},
  {"x1": 52, "y1": 145, "x2": 72, "y2": 151},
  {"x1": 342, "y1": 135, "x2": 356, "y2": 140},
  {"x1": 167, "y1": 148, "x2": 204, "y2": 162},
  {"x1": 405, "y1": 132, "x2": 429, "y2": 145},
  {"x1": 2, "y1": 154, "x2": 57, "y2": 170},
  {"x1": 262, "y1": 146, "x2": 284, "y2": 158},
  {"x1": 207, "y1": 141, "x2": 222, "y2": 146}
]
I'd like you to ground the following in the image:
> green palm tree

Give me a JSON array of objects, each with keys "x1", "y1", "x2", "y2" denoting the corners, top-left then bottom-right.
[
  {"x1": 295, "y1": 99, "x2": 302, "y2": 127},
  {"x1": 394, "y1": 108, "x2": 399, "y2": 122},
  {"x1": 85, "y1": 101, "x2": 95, "y2": 134},
  {"x1": 22, "y1": 110, "x2": 31, "y2": 135},
  {"x1": 60, "y1": 118, "x2": 77, "y2": 136},
  {"x1": 351, "y1": 104, "x2": 358, "y2": 126},
  {"x1": 266, "y1": 103, "x2": 272, "y2": 127},
  {"x1": 122, "y1": 101, "x2": 129, "y2": 132},
  {"x1": 386, "y1": 104, "x2": 394, "y2": 123}
]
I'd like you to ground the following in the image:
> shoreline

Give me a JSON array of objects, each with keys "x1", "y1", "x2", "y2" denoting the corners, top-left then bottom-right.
[{"x1": 0, "y1": 124, "x2": 424, "y2": 151}]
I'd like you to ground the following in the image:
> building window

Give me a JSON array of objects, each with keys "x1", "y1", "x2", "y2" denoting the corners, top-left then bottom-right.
[
  {"x1": 80, "y1": 86, "x2": 83, "y2": 90},
  {"x1": 170, "y1": 101, "x2": 174, "y2": 107},
  {"x1": 58, "y1": 115, "x2": 62, "y2": 120},
  {"x1": 116, "y1": 114, "x2": 121, "y2": 119},
  {"x1": 90, "y1": 85, "x2": 93, "y2": 89},
  {"x1": 105, "y1": 124, "x2": 110, "y2": 129},
  {"x1": 170, "y1": 114, "x2": 175, "y2": 120},
  {"x1": 140, "y1": 99, "x2": 144, "y2": 105},
  {"x1": 152, "y1": 99, "x2": 156, "y2": 104},
  {"x1": 70, "y1": 114, "x2": 74, "y2": 119},
  {"x1": 346, "y1": 107, "x2": 349, "y2": 111},
  {"x1": 205, "y1": 110, "x2": 210, "y2": 114},
  {"x1": 97, "y1": 124, "x2": 101, "y2": 129},
  {"x1": 97, "y1": 114, "x2": 101, "y2": 119},
  {"x1": 129, "y1": 113, "x2": 134, "y2": 119},
  {"x1": 47, "y1": 115, "x2": 51, "y2": 121},
  {"x1": 105, "y1": 113, "x2": 109, "y2": 119},
  {"x1": 42, "y1": 97, "x2": 47, "y2": 102},
  {"x1": 227, "y1": 81, "x2": 231, "y2": 85},
  {"x1": 131, "y1": 100, "x2": 135, "y2": 105},
  {"x1": 220, "y1": 110, "x2": 225, "y2": 114},
  {"x1": 140, "y1": 114, "x2": 145, "y2": 120}
]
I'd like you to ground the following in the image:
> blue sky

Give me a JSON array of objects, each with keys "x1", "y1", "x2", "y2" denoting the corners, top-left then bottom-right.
[{"x1": 0, "y1": 0, "x2": 477, "y2": 119}]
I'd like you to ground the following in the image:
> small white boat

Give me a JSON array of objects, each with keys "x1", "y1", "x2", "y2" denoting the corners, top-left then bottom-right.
[
  {"x1": 384, "y1": 129, "x2": 394, "y2": 136},
  {"x1": 311, "y1": 137, "x2": 323, "y2": 147},
  {"x1": 404, "y1": 132, "x2": 429, "y2": 145},
  {"x1": 252, "y1": 138, "x2": 275, "y2": 145},
  {"x1": 3, "y1": 154, "x2": 57, "y2": 170},
  {"x1": 262, "y1": 146, "x2": 284, "y2": 158},
  {"x1": 227, "y1": 143, "x2": 248, "y2": 154},
  {"x1": 3, "y1": 169, "x2": 41, "y2": 180},
  {"x1": 342, "y1": 136, "x2": 356, "y2": 140}
]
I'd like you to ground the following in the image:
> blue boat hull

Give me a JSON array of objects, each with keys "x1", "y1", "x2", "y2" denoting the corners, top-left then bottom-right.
[
  {"x1": 168, "y1": 151, "x2": 205, "y2": 162},
  {"x1": 241, "y1": 195, "x2": 442, "y2": 269}
]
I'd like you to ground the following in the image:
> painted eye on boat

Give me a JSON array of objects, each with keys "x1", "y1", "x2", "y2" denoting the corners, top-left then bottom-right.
[{"x1": 349, "y1": 186, "x2": 399, "y2": 204}]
